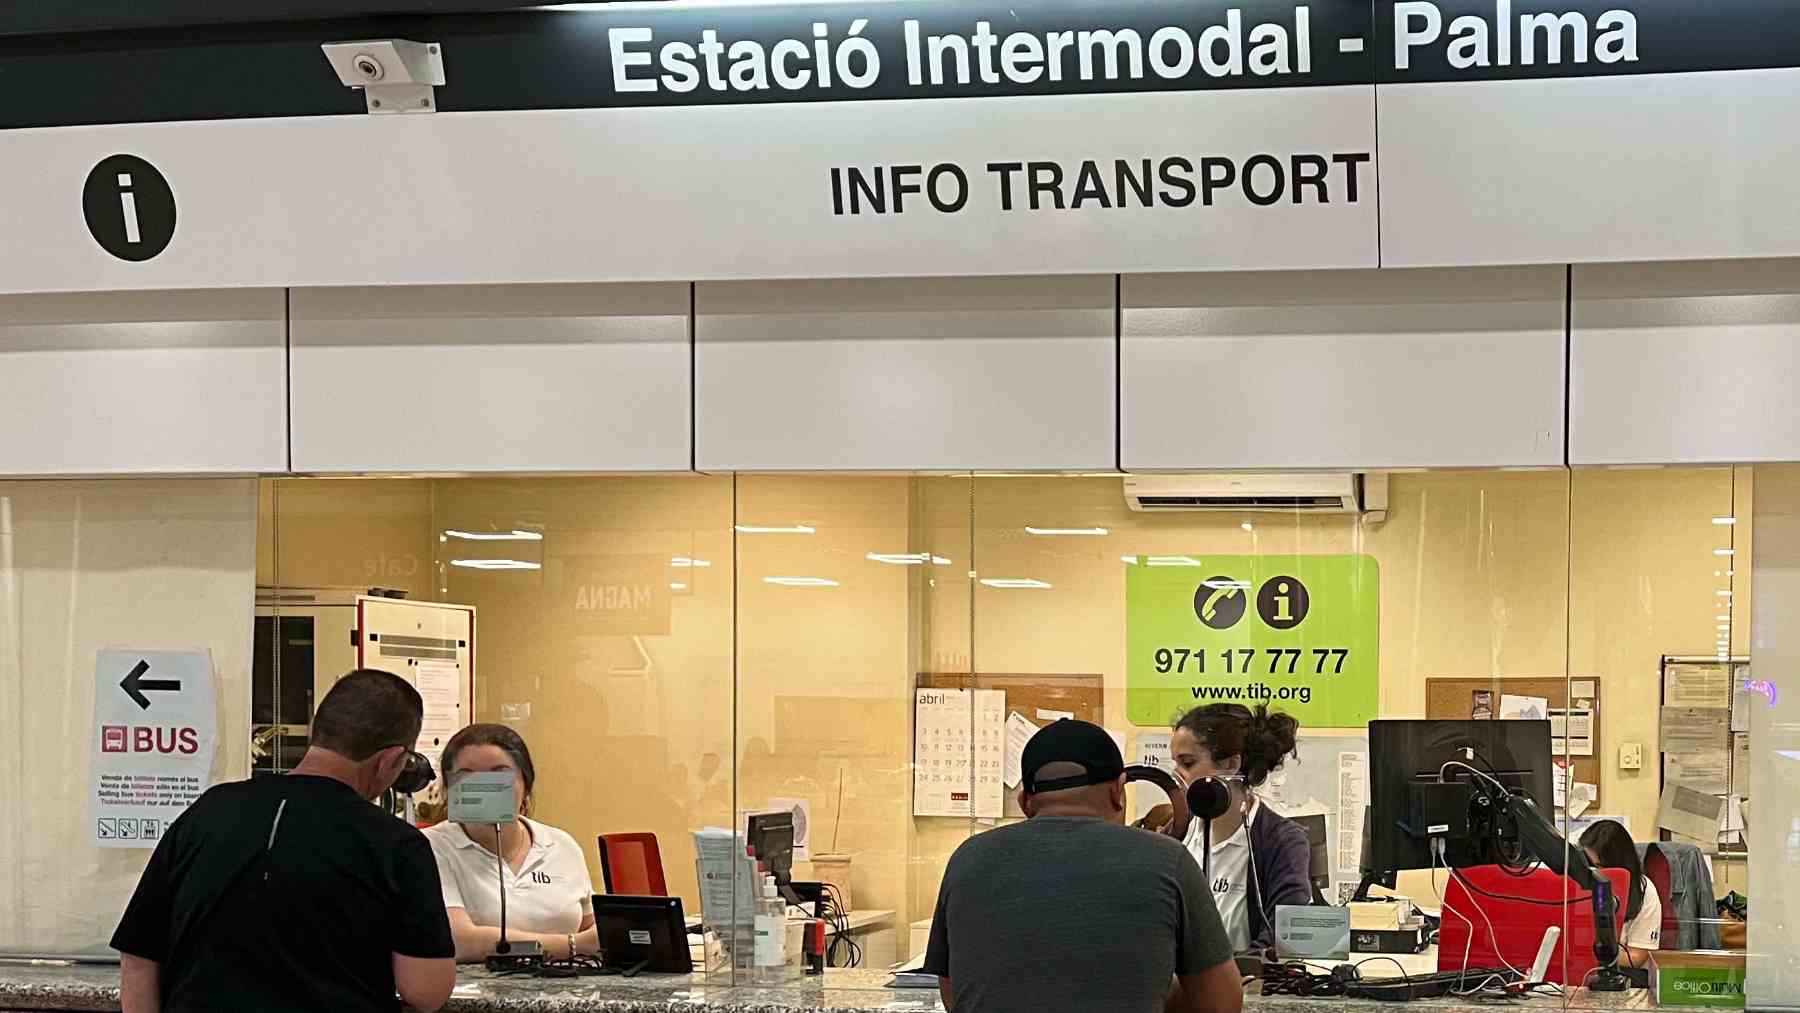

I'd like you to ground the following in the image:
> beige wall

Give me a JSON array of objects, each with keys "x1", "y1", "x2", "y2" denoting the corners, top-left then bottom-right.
[
  {"x1": 255, "y1": 467, "x2": 1747, "y2": 929},
  {"x1": 1, "y1": 479, "x2": 256, "y2": 954}
]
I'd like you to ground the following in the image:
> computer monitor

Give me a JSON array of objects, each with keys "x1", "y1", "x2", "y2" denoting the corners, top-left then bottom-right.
[
  {"x1": 746, "y1": 811, "x2": 797, "y2": 899},
  {"x1": 592, "y1": 894, "x2": 693, "y2": 976},
  {"x1": 1292, "y1": 813, "x2": 1330, "y2": 902},
  {"x1": 1365, "y1": 719, "x2": 1554, "y2": 877}
]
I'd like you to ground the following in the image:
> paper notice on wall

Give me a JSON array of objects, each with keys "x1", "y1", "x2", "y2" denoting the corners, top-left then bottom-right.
[
  {"x1": 914, "y1": 689, "x2": 1004, "y2": 818},
  {"x1": 1552, "y1": 759, "x2": 1571, "y2": 810},
  {"x1": 1570, "y1": 782, "x2": 1596, "y2": 818},
  {"x1": 1499, "y1": 694, "x2": 1548, "y2": 721},
  {"x1": 1036, "y1": 708, "x2": 1074, "y2": 722},
  {"x1": 1665, "y1": 664, "x2": 1731, "y2": 709},
  {"x1": 1661, "y1": 707, "x2": 1730, "y2": 753},
  {"x1": 89, "y1": 649, "x2": 218, "y2": 850},
  {"x1": 1550, "y1": 707, "x2": 1594, "y2": 757},
  {"x1": 974, "y1": 691, "x2": 1005, "y2": 818},
  {"x1": 764, "y1": 797, "x2": 813, "y2": 860},
  {"x1": 1003, "y1": 711, "x2": 1038, "y2": 790},
  {"x1": 1261, "y1": 769, "x2": 1289, "y2": 808},
  {"x1": 1336, "y1": 752, "x2": 1368, "y2": 876},
  {"x1": 1565, "y1": 814, "x2": 1630, "y2": 843},
  {"x1": 413, "y1": 659, "x2": 462, "y2": 758},
  {"x1": 1571, "y1": 680, "x2": 1597, "y2": 699},
  {"x1": 1471, "y1": 690, "x2": 1494, "y2": 720},
  {"x1": 1658, "y1": 783, "x2": 1726, "y2": 843},
  {"x1": 1135, "y1": 731, "x2": 1173, "y2": 772},
  {"x1": 1666, "y1": 749, "x2": 1730, "y2": 795},
  {"x1": 1719, "y1": 795, "x2": 1747, "y2": 850}
]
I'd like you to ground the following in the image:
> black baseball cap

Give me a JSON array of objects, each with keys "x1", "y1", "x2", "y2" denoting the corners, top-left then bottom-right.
[{"x1": 1021, "y1": 718, "x2": 1124, "y2": 794}]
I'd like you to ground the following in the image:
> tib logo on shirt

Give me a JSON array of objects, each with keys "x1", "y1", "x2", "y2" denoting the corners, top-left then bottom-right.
[{"x1": 531, "y1": 871, "x2": 552, "y2": 885}]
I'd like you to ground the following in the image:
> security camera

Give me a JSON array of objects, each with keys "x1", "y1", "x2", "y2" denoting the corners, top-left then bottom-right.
[{"x1": 321, "y1": 40, "x2": 446, "y2": 114}]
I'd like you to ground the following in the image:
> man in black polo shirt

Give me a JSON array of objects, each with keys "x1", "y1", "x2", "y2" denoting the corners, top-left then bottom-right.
[{"x1": 113, "y1": 669, "x2": 456, "y2": 1013}]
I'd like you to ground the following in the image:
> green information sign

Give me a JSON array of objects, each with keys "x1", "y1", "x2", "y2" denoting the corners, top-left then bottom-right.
[{"x1": 1126, "y1": 554, "x2": 1379, "y2": 728}]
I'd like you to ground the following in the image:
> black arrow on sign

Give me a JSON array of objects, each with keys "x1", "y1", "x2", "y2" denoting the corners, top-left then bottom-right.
[{"x1": 120, "y1": 659, "x2": 181, "y2": 710}]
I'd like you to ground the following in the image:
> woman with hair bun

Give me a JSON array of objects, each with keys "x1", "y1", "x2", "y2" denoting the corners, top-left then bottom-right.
[{"x1": 1168, "y1": 703, "x2": 1314, "y2": 952}]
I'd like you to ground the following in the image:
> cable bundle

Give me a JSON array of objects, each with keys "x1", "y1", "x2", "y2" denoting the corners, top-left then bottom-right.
[{"x1": 820, "y1": 883, "x2": 862, "y2": 968}]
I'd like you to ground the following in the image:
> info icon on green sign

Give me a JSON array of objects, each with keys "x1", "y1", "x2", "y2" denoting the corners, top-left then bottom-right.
[{"x1": 1126, "y1": 554, "x2": 1379, "y2": 728}]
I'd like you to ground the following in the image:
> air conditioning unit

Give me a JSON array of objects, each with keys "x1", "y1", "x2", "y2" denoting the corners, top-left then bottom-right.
[{"x1": 1123, "y1": 473, "x2": 1388, "y2": 521}]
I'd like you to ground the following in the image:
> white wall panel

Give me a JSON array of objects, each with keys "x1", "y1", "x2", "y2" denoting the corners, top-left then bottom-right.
[
  {"x1": 290, "y1": 284, "x2": 690, "y2": 473},
  {"x1": 1381, "y1": 70, "x2": 1800, "y2": 267},
  {"x1": 1122, "y1": 267, "x2": 1566, "y2": 470},
  {"x1": 1572, "y1": 259, "x2": 1800, "y2": 465},
  {"x1": 696, "y1": 277, "x2": 1114, "y2": 472},
  {"x1": 0, "y1": 290, "x2": 284, "y2": 475}
]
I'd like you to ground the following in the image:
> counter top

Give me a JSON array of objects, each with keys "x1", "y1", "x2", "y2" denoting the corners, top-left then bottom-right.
[{"x1": 0, "y1": 961, "x2": 1652, "y2": 1013}]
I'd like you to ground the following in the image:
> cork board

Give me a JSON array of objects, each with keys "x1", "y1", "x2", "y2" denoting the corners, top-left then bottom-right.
[
  {"x1": 916, "y1": 672, "x2": 1103, "y2": 727},
  {"x1": 1425, "y1": 677, "x2": 1600, "y2": 806},
  {"x1": 917, "y1": 673, "x2": 1103, "y2": 818}
]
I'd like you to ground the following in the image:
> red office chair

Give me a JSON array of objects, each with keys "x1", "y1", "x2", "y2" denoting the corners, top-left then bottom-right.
[
  {"x1": 1641, "y1": 844, "x2": 1679, "y2": 949},
  {"x1": 598, "y1": 832, "x2": 668, "y2": 896}
]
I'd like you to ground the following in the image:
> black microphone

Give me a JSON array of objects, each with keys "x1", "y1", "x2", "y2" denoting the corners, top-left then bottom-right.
[
  {"x1": 1186, "y1": 776, "x2": 1233, "y2": 887},
  {"x1": 1186, "y1": 776, "x2": 1232, "y2": 820},
  {"x1": 495, "y1": 823, "x2": 510, "y2": 954}
]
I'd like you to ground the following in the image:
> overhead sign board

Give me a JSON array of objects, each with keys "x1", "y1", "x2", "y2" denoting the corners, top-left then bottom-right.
[{"x1": 0, "y1": 0, "x2": 1796, "y2": 291}]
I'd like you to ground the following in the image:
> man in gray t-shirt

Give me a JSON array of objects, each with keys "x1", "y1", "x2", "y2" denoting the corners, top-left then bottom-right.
[{"x1": 923, "y1": 719, "x2": 1241, "y2": 1013}]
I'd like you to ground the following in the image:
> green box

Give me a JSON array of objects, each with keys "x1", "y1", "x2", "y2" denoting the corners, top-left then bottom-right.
[
  {"x1": 1651, "y1": 952, "x2": 1747, "y2": 1008},
  {"x1": 1126, "y1": 554, "x2": 1379, "y2": 728}
]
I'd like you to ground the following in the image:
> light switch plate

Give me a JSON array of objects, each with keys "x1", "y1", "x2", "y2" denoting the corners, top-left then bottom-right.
[{"x1": 1620, "y1": 742, "x2": 1644, "y2": 770}]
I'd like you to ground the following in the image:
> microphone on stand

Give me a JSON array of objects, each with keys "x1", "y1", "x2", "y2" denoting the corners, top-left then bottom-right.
[
  {"x1": 448, "y1": 770, "x2": 544, "y2": 971},
  {"x1": 1186, "y1": 776, "x2": 1233, "y2": 886}
]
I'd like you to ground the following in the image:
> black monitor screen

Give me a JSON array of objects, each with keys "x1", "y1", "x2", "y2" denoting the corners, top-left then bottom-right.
[
  {"x1": 1365, "y1": 719, "x2": 1554, "y2": 875},
  {"x1": 746, "y1": 811, "x2": 795, "y2": 886},
  {"x1": 592, "y1": 894, "x2": 692, "y2": 974}
]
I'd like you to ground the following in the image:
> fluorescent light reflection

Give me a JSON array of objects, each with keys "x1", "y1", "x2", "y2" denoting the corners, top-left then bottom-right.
[
  {"x1": 450, "y1": 559, "x2": 541, "y2": 570},
  {"x1": 763, "y1": 576, "x2": 838, "y2": 587},
  {"x1": 1024, "y1": 527, "x2": 1109, "y2": 536},
  {"x1": 444, "y1": 529, "x2": 543, "y2": 541},
  {"x1": 980, "y1": 578, "x2": 1052, "y2": 589},
  {"x1": 671, "y1": 557, "x2": 711, "y2": 568},
  {"x1": 867, "y1": 553, "x2": 952, "y2": 566},
  {"x1": 736, "y1": 524, "x2": 816, "y2": 534}
]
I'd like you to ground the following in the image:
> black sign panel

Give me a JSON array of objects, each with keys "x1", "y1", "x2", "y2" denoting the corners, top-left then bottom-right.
[
  {"x1": 1376, "y1": 0, "x2": 1800, "y2": 83},
  {"x1": 584, "y1": 0, "x2": 1373, "y2": 107}
]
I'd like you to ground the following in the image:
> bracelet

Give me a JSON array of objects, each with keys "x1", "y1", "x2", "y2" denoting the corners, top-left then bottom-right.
[{"x1": 567, "y1": 932, "x2": 578, "y2": 958}]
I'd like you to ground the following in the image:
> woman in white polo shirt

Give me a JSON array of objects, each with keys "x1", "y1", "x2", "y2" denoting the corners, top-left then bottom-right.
[{"x1": 424, "y1": 724, "x2": 598, "y2": 962}]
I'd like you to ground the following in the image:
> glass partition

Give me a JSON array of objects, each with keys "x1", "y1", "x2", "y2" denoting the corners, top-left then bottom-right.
[
  {"x1": 259, "y1": 476, "x2": 736, "y2": 952},
  {"x1": 35, "y1": 465, "x2": 1763, "y2": 1000},
  {"x1": 965, "y1": 470, "x2": 1574, "y2": 1004},
  {"x1": 1566, "y1": 466, "x2": 1754, "y2": 1006}
]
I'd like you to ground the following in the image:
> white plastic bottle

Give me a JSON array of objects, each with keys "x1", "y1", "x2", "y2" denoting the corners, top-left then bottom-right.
[{"x1": 753, "y1": 876, "x2": 786, "y2": 982}]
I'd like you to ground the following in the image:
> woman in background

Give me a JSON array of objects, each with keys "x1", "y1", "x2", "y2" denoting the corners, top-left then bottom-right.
[
  {"x1": 1168, "y1": 703, "x2": 1314, "y2": 953},
  {"x1": 1579, "y1": 819, "x2": 1662, "y2": 964},
  {"x1": 423, "y1": 724, "x2": 598, "y2": 962}
]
